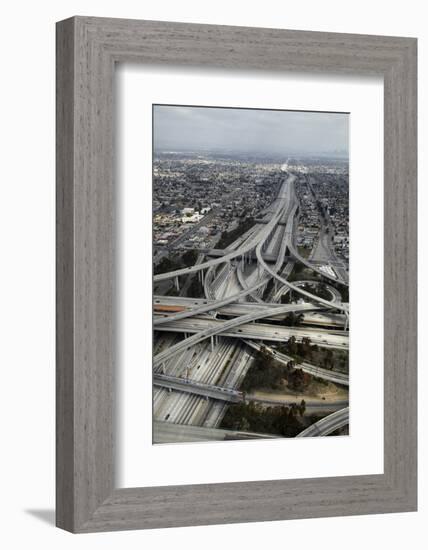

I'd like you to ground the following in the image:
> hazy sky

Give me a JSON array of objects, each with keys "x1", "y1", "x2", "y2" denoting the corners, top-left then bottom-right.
[{"x1": 153, "y1": 105, "x2": 348, "y2": 157}]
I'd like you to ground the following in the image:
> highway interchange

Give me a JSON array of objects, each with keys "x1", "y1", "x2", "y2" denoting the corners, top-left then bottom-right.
[{"x1": 153, "y1": 169, "x2": 349, "y2": 440}]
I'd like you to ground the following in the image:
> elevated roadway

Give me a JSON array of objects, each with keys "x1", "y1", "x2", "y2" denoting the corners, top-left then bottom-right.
[
  {"x1": 154, "y1": 373, "x2": 348, "y2": 412},
  {"x1": 154, "y1": 175, "x2": 348, "y2": 329},
  {"x1": 154, "y1": 313, "x2": 349, "y2": 366},
  {"x1": 154, "y1": 373, "x2": 242, "y2": 403},
  {"x1": 184, "y1": 247, "x2": 287, "y2": 264},
  {"x1": 154, "y1": 302, "x2": 328, "y2": 367},
  {"x1": 153, "y1": 421, "x2": 279, "y2": 443},
  {"x1": 243, "y1": 340, "x2": 349, "y2": 386},
  {"x1": 154, "y1": 177, "x2": 293, "y2": 283},
  {"x1": 154, "y1": 296, "x2": 346, "y2": 327},
  {"x1": 273, "y1": 279, "x2": 343, "y2": 305},
  {"x1": 296, "y1": 407, "x2": 349, "y2": 437},
  {"x1": 247, "y1": 395, "x2": 348, "y2": 412},
  {"x1": 153, "y1": 167, "x2": 349, "y2": 439},
  {"x1": 153, "y1": 178, "x2": 293, "y2": 325},
  {"x1": 254, "y1": 202, "x2": 349, "y2": 314},
  {"x1": 154, "y1": 191, "x2": 348, "y2": 366},
  {"x1": 288, "y1": 186, "x2": 348, "y2": 287}
]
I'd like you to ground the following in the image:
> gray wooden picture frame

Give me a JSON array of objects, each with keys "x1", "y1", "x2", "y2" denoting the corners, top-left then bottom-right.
[{"x1": 56, "y1": 16, "x2": 417, "y2": 533}]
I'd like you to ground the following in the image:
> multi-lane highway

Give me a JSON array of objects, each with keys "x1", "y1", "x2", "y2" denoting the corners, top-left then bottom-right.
[
  {"x1": 154, "y1": 295, "x2": 346, "y2": 327},
  {"x1": 153, "y1": 169, "x2": 349, "y2": 438},
  {"x1": 153, "y1": 178, "x2": 295, "y2": 326},
  {"x1": 154, "y1": 372, "x2": 348, "y2": 411},
  {"x1": 154, "y1": 373, "x2": 242, "y2": 403},
  {"x1": 154, "y1": 421, "x2": 279, "y2": 443},
  {"x1": 153, "y1": 179, "x2": 292, "y2": 283},
  {"x1": 155, "y1": 315, "x2": 349, "y2": 353},
  {"x1": 153, "y1": 301, "x2": 348, "y2": 369}
]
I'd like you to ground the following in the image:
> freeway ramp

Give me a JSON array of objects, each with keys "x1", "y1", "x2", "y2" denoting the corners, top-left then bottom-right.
[{"x1": 154, "y1": 421, "x2": 279, "y2": 444}]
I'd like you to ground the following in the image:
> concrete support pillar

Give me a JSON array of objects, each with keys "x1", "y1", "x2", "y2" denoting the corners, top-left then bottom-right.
[
  {"x1": 211, "y1": 336, "x2": 214, "y2": 353},
  {"x1": 175, "y1": 276, "x2": 179, "y2": 291}
]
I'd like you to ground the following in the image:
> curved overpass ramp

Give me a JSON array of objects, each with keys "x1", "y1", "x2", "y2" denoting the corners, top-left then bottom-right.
[
  {"x1": 154, "y1": 177, "x2": 293, "y2": 283},
  {"x1": 153, "y1": 302, "x2": 332, "y2": 368},
  {"x1": 296, "y1": 407, "x2": 349, "y2": 437},
  {"x1": 255, "y1": 204, "x2": 349, "y2": 314}
]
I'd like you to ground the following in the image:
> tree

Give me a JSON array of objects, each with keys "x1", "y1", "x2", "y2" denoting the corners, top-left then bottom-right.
[
  {"x1": 154, "y1": 257, "x2": 172, "y2": 275},
  {"x1": 281, "y1": 311, "x2": 303, "y2": 326},
  {"x1": 187, "y1": 275, "x2": 204, "y2": 298},
  {"x1": 320, "y1": 348, "x2": 334, "y2": 369},
  {"x1": 182, "y1": 249, "x2": 197, "y2": 267},
  {"x1": 287, "y1": 335, "x2": 297, "y2": 355},
  {"x1": 300, "y1": 337, "x2": 312, "y2": 359},
  {"x1": 240, "y1": 417, "x2": 250, "y2": 432}
]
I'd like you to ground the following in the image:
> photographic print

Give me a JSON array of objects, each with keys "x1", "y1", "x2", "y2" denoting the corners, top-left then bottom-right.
[{"x1": 152, "y1": 105, "x2": 349, "y2": 444}]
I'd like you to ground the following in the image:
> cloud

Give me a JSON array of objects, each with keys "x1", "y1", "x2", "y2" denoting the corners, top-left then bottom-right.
[{"x1": 153, "y1": 105, "x2": 348, "y2": 157}]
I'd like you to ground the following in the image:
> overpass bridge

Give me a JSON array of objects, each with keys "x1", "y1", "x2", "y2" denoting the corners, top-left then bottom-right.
[
  {"x1": 243, "y1": 340, "x2": 349, "y2": 386},
  {"x1": 154, "y1": 373, "x2": 348, "y2": 412},
  {"x1": 254, "y1": 202, "x2": 349, "y2": 315},
  {"x1": 153, "y1": 177, "x2": 293, "y2": 284},
  {"x1": 253, "y1": 218, "x2": 288, "y2": 225},
  {"x1": 154, "y1": 296, "x2": 346, "y2": 327},
  {"x1": 154, "y1": 315, "x2": 349, "y2": 352},
  {"x1": 154, "y1": 421, "x2": 279, "y2": 443},
  {"x1": 154, "y1": 175, "x2": 348, "y2": 331},
  {"x1": 153, "y1": 170, "x2": 349, "y2": 441},
  {"x1": 179, "y1": 247, "x2": 289, "y2": 264},
  {"x1": 154, "y1": 373, "x2": 243, "y2": 403},
  {"x1": 153, "y1": 177, "x2": 295, "y2": 326},
  {"x1": 296, "y1": 407, "x2": 349, "y2": 437}
]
